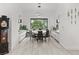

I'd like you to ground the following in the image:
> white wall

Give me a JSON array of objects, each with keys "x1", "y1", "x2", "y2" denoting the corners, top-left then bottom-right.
[{"x1": 54, "y1": 3, "x2": 79, "y2": 50}]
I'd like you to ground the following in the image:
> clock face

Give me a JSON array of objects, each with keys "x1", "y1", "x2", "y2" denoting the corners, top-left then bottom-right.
[{"x1": 1, "y1": 21, "x2": 7, "y2": 27}]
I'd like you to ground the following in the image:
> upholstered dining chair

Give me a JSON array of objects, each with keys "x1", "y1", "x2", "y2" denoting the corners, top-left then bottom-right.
[
  {"x1": 37, "y1": 30, "x2": 43, "y2": 42},
  {"x1": 44, "y1": 29, "x2": 50, "y2": 41}
]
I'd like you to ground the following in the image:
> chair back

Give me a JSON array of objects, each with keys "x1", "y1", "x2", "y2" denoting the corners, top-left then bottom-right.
[
  {"x1": 38, "y1": 31, "x2": 43, "y2": 37},
  {"x1": 37, "y1": 30, "x2": 43, "y2": 40},
  {"x1": 46, "y1": 29, "x2": 49, "y2": 37}
]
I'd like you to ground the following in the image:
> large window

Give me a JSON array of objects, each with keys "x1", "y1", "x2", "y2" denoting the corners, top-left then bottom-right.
[{"x1": 30, "y1": 18, "x2": 48, "y2": 30}]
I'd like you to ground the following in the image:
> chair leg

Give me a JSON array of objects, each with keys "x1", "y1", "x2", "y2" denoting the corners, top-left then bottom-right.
[
  {"x1": 40, "y1": 38, "x2": 43, "y2": 42},
  {"x1": 42, "y1": 37, "x2": 43, "y2": 42},
  {"x1": 37, "y1": 38, "x2": 39, "y2": 42},
  {"x1": 37, "y1": 39, "x2": 38, "y2": 42},
  {"x1": 45, "y1": 37, "x2": 46, "y2": 42},
  {"x1": 42, "y1": 39, "x2": 43, "y2": 42}
]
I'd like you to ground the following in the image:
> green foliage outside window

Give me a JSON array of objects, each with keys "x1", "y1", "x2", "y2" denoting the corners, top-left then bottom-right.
[{"x1": 31, "y1": 19, "x2": 48, "y2": 30}]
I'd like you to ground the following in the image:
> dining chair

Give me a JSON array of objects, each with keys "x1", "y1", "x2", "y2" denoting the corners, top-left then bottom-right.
[
  {"x1": 44, "y1": 29, "x2": 50, "y2": 41},
  {"x1": 37, "y1": 30, "x2": 43, "y2": 42}
]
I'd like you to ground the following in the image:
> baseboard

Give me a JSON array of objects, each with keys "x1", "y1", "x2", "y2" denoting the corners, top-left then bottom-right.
[
  {"x1": 50, "y1": 35, "x2": 68, "y2": 50},
  {"x1": 50, "y1": 35, "x2": 60, "y2": 44}
]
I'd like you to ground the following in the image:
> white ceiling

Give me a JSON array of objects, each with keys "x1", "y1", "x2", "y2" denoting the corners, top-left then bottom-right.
[{"x1": 17, "y1": 3, "x2": 60, "y2": 17}]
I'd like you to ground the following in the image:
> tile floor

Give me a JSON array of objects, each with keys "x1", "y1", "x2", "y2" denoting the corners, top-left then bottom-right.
[{"x1": 7, "y1": 37, "x2": 79, "y2": 55}]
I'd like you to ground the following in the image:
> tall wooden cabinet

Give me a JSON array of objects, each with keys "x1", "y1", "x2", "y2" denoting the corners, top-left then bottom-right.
[{"x1": 0, "y1": 15, "x2": 9, "y2": 55}]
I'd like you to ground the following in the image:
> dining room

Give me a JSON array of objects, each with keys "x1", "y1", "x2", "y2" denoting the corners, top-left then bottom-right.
[{"x1": 0, "y1": 3, "x2": 79, "y2": 55}]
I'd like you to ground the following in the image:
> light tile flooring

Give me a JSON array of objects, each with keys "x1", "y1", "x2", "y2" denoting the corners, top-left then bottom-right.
[{"x1": 7, "y1": 37, "x2": 79, "y2": 55}]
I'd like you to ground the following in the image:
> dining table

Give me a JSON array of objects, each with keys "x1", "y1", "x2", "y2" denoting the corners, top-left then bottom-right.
[
  {"x1": 30, "y1": 30, "x2": 46, "y2": 40},
  {"x1": 32, "y1": 30, "x2": 46, "y2": 34}
]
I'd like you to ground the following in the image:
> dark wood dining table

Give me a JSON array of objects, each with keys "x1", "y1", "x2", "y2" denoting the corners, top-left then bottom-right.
[{"x1": 30, "y1": 30, "x2": 46, "y2": 40}]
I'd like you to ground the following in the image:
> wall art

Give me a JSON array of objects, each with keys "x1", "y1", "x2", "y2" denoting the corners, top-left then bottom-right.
[{"x1": 67, "y1": 8, "x2": 79, "y2": 24}]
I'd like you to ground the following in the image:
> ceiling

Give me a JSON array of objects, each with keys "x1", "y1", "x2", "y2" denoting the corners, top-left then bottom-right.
[{"x1": 17, "y1": 3, "x2": 60, "y2": 17}]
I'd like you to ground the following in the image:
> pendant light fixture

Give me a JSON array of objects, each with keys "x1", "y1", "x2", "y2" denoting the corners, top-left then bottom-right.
[
  {"x1": 36, "y1": 3, "x2": 42, "y2": 18},
  {"x1": 37, "y1": 3, "x2": 41, "y2": 8}
]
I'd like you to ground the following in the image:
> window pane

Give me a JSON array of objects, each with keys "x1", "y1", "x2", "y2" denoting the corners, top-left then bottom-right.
[{"x1": 30, "y1": 18, "x2": 48, "y2": 30}]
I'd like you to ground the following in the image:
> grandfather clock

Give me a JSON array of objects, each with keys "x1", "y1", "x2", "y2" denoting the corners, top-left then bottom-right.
[{"x1": 0, "y1": 15, "x2": 9, "y2": 55}]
